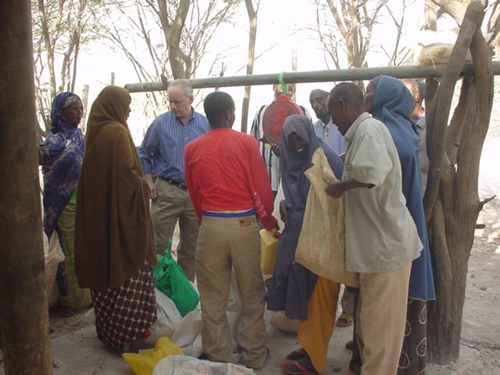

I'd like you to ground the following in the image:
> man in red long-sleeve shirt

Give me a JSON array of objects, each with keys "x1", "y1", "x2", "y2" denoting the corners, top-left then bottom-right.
[{"x1": 184, "y1": 91, "x2": 277, "y2": 369}]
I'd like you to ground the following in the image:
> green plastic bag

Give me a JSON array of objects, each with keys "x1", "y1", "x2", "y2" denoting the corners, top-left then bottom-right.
[{"x1": 153, "y1": 239, "x2": 199, "y2": 313}]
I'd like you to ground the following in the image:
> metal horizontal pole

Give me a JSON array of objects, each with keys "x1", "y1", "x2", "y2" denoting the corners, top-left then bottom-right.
[{"x1": 124, "y1": 61, "x2": 500, "y2": 93}]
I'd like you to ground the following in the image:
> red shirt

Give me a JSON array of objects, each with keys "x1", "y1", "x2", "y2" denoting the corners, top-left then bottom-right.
[{"x1": 184, "y1": 128, "x2": 277, "y2": 230}]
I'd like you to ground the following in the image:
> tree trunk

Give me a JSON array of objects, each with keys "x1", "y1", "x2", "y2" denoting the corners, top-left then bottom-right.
[
  {"x1": 426, "y1": 0, "x2": 493, "y2": 364},
  {"x1": 158, "y1": 0, "x2": 190, "y2": 79},
  {"x1": 241, "y1": 0, "x2": 258, "y2": 134},
  {"x1": 0, "y1": 0, "x2": 52, "y2": 373},
  {"x1": 81, "y1": 84, "x2": 90, "y2": 134}
]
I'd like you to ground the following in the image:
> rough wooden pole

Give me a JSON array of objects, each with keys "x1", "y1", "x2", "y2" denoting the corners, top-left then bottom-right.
[
  {"x1": 0, "y1": 0, "x2": 52, "y2": 373},
  {"x1": 425, "y1": 0, "x2": 493, "y2": 364},
  {"x1": 125, "y1": 62, "x2": 500, "y2": 93},
  {"x1": 423, "y1": 0, "x2": 485, "y2": 222}
]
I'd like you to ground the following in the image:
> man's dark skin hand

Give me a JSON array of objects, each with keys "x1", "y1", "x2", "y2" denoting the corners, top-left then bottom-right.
[
  {"x1": 279, "y1": 199, "x2": 292, "y2": 224},
  {"x1": 325, "y1": 178, "x2": 373, "y2": 198},
  {"x1": 271, "y1": 144, "x2": 281, "y2": 157},
  {"x1": 258, "y1": 136, "x2": 281, "y2": 157}
]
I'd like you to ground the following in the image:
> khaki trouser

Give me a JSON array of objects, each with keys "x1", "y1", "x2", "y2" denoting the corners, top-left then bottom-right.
[
  {"x1": 151, "y1": 178, "x2": 198, "y2": 281},
  {"x1": 356, "y1": 263, "x2": 412, "y2": 375},
  {"x1": 196, "y1": 214, "x2": 267, "y2": 369}
]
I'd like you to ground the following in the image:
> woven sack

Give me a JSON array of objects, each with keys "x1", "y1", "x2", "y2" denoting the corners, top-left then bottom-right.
[{"x1": 295, "y1": 148, "x2": 359, "y2": 287}]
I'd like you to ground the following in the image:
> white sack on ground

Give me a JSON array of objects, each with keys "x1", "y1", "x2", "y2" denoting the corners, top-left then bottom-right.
[
  {"x1": 171, "y1": 268, "x2": 242, "y2": 357},
  {"x1": 152, "y1": 355, "x2": 255, "y2": 375}
]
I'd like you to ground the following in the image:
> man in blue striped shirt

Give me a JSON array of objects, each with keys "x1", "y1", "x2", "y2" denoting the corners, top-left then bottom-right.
[{"x1": 137, "y1": 79, "x2": 209, "y2": 281}]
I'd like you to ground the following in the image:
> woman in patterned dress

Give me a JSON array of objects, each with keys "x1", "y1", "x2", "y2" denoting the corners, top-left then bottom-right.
[{"x1": 75, "y1": 86, "x2": 157, "y2": 351}]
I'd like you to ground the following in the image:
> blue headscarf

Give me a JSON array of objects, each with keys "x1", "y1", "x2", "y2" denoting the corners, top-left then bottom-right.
[
  {"x1": 266, "y1": 115, "x2": 344, "y2": 320},
  {"x1": 370, "y1": 75, "x2": 435, "y2": 301},
  {"x1": 42, "y1": 92, "x2": 85, "y2": 237}
]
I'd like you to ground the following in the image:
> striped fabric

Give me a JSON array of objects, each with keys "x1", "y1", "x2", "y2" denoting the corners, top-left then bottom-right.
[
  {"x1": 250, "y1": 105, "x2": 281, "y2": 192},
  {"x1": 137, "y1": 110, "x2": 209, "y2": 182}
]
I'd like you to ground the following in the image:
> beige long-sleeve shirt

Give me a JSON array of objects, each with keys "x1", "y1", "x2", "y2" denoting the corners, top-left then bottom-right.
[{"x1": 342, "y1": 113, "x2": 422, "y2": 273}]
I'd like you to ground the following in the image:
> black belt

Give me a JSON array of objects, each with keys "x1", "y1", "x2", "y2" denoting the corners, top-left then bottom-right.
[{"x1": 159, "y1": 176, "x2": 188, "y2": 190}]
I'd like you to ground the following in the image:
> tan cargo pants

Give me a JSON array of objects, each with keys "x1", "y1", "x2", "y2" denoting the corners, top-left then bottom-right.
[
  {"x1": 196, "y1": 214, "x2": 267, "y2": 369},
  {"x1": 151, "y1": 178, "x2": 198, "y2": 281}
]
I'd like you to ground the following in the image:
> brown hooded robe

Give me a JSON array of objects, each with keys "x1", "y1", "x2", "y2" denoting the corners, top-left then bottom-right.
[{"x1": 75, "y1": 86, "x2": 154, "y2": 289}]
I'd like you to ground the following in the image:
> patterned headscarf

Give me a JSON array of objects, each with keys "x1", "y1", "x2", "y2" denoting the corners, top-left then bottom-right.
[
  {"x1": 50, "y1": 93, "x2": 81, "y2": 134},
  {"x1": 43, "y1": 92, "x2": 85, "y2": 237}
]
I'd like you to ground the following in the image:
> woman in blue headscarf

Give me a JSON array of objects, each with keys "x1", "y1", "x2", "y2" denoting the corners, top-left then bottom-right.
[
  {"x1": 364, "y1": 75, "x2": 436, "y2": 375},
  {"x1": 266, "y1": 115, "x2": 344, "y2": 374},
  {"x1": 43, "y1": 92, "x2": 91, "y2": 315}
]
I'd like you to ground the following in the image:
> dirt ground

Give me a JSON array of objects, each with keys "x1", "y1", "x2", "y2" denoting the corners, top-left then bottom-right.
[
  {"x1": 2, "y1": 134, "x2": 499, "y2": 375},
  {"x1": 10, "y1": 191, "x2": 496, "y2": 375},
  {"x1": 10, "y1": 222, "x2": 493, "y2": 375}
]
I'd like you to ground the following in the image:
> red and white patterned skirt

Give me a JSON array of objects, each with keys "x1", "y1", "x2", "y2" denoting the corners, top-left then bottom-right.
[{"x1": 91, "y1": 265, "x2": 157, "y2": 350}]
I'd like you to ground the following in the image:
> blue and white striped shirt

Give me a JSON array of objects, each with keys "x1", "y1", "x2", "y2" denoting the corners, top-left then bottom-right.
[{"x1": 137, "y1": 110, "x2": 209, "y2": 182}]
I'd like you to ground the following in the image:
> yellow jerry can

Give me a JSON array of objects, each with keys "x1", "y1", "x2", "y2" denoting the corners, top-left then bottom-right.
[{"x1": 260, "y1": 228, "x2": 279, "y2": 275}]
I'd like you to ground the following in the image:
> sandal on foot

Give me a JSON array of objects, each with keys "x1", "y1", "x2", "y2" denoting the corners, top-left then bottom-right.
[
  {"x1": 280, "y1": 357, "x2": 317, "y2": 374},
  {"x1": 286, "y1": 347, "x2": 307, "y2": 361},
  {"x1": 335, "y1": 312, "x2": 353, "y2": 327}
]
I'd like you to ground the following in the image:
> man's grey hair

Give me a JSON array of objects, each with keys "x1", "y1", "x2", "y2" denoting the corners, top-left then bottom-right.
[{"x1": 169, "y1": 79, "x2": 193, "y2": 97}]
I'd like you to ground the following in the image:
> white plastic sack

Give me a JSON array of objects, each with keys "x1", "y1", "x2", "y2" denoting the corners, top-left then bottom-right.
[
  {"x1": 154, "y1": 288, "x2": 183, "y2": 338},
  {"x1": 153, "y1": 355, "x2": 255, "y2": 375},
  {"x1": 171, "y1": 269, "x2": 242, "y2": 357},
  {"x1": 269, "y1": 311, "x2": 298, "y2": 333},
  {"x1": 84, "y1": 308, "x2": 96, "y2": 325},
  {"x1": 170, "y1": 310, "x2": 242, "y2": 358},
  {"x1": 170, "y1": 310, "x2": 203, "y2": 357},
  {"x1": 44, "y1": 232, "x2": 65, "y2": 307}
]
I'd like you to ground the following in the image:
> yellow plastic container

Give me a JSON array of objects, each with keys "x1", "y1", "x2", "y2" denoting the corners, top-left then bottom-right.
[{"x1": 260, "y1": 228, "x2": 279, "y2": 275}]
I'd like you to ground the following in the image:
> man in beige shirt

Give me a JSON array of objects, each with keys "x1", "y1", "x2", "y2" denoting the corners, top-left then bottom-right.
[{"x1": 326, "y1": 82, "x2": 422, "y2": 375}]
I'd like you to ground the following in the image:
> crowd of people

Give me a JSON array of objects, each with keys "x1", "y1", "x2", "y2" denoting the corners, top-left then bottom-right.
[{"x1": 41, "y1": 76, "x2": 435, "y2": 375}]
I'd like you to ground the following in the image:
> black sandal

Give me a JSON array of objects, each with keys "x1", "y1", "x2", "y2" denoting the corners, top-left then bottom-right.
[
  {"x1": 286, "y1": 347, "x2": 307, "y2": 361},
  {"x1": 280, "y1": 355, "x2": 318, "y2": 374}
]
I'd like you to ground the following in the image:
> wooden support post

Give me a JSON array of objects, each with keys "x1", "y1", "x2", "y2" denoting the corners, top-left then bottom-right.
[
  {"x1": 423, "y1": 0, "x2": 485, "y2": 222},
  {"x1": 0, "y1": 0, "x2": 52, "y2": 373},
  {"x1": 425, "y1": 0, "x2": 493, "y2": 364}
]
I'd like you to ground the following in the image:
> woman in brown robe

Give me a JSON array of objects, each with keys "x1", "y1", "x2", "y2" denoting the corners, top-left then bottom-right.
[{"x1": 75, "y1": 86, "x2": 157, "y2": 351}]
